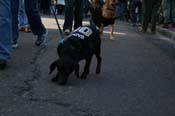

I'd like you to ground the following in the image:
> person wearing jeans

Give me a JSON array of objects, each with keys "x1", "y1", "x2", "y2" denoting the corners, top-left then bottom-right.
[
  {"x1": 162, "y1": 0, "x2": 175, "y2": 28},
  {"x1": 63, "y1": 0, "x2": 83, "y2": 35},
  {"x1": 25, "y1": 0, "x2": 48, "y2": 46},
  {"x1": 0, "y1": 0, "x2": 12, "y2": 69},
  {"x1": 18, "y1": 0, "x2": 31, "y2": 32},
  {"x1": 11, "y1": 0, "x2": 19, "y2": 48}
]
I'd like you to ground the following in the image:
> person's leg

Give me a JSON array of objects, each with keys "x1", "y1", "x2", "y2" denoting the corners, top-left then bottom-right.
[
  {"x1": 141, "y1": 0, "x2": 152, "y2": 32},
  {"x1": 11, "y1": 0, "x2": 19, "y2": 47},
  {"x1": 63, "y1": 0, "x2": 74, "y2": 32},
  {"x1": 162, "y1": 0, "x2": 170, "y2": 27},
  {"x1": 150, "y1": 0, "x2": 162, "y2": 33},
  {"x1": 137, "y1": 1, "x2": 142, "y2": 24},
  {"x1": 130, "y1": 1, "x2": 137, "y2": 25},
  {"x1": 25, "y1": 0, "x2": 48, "y2": 46},
  {"x1": 43, "y1": 0, "x2": 51, "y2": 14},
  {"x1": 0, "y1": 0, "x2": 12, "y2": 69},
  {"x1": 171, "y1": 0, "x2": 175, "y2": 26},
  {"x1": 19, "y1": 0, "x2": 29, "y2": 29},
  {"x1": 25, "y1": 0, "x2": 46, "y2": 35},
  {"x1": 74, "y1": 0, "x2": 83, "y2": 29}
]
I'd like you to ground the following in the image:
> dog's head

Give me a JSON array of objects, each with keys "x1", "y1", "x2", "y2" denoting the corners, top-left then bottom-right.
[
  {"x1": 102, "y1": 0, "x2": 118, "y2": 18},
  {"x1": 91, "y1": 0, "x2": 104, "y2": 9},
  {"x1": 106, "y1": 0, "x2": 118, "y2": 10},
  {"x1": 49, "y1": 58, "x2": 77, "y2": 85}
]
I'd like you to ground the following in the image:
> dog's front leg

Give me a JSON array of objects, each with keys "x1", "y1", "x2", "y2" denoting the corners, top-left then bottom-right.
[
  {"x1": 110, "y1": 24, "x2": 114, "y2": 40},
  {"x1": 51, "y1": 72, "x2": 59, "y2": 82},
  {"x1": 100, "y1": 24, "x2": 104, "y2": 38},
  {"x1": 80, "y1": 56, "x2": 92, "y2": 79},
  {"x1": 74, "y1": 64, "x2": 80, "y2": 78},
  {"x1": 95, "y1": 44, "x2": 102, "y2": 74}
]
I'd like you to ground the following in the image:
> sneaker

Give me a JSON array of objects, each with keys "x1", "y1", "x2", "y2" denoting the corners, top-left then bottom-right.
[
  {"x1": 64, "y1": 29, "x2": 70, "y2": 36},
  {"x1": 0, "y1": 60, "x2": 7, "y2": 70},
  {"x1": 12, "y1": 42, "x2": 18, "y2": 48},
  {"x1": 35, "y1": 29, "x2": 48, "y2": 46}
]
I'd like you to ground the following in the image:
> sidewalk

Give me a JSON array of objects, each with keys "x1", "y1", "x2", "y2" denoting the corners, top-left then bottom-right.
[{"x1": 157, "y1": 26, "x2": 175, "y2": 41}]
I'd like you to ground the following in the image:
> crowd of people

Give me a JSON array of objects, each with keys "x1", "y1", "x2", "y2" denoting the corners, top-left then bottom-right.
[
  {"x1": 117, "y1": 0, "x2": 175, "y2": 32},
  {"x1": 0, "y1": 0, "x2": 175, "y2": 70}
]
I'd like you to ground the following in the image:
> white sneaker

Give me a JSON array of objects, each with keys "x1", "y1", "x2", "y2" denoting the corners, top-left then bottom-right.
[{"x1": 12, "y1": 42, "x2": 18, "y2": 48}]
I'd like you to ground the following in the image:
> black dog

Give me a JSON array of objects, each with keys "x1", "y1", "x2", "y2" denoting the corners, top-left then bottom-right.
[{"x1": 49, "y1": 25, "x2": 102, "y2": 85}]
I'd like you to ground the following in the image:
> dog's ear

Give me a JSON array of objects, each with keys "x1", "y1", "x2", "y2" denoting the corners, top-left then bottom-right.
[{"x1": 49, "y1": 59, "x2": 59, "y2": 74}]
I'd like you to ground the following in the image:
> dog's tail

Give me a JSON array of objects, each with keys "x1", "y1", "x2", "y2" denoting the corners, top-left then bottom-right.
[{"x1": 49, "y1": 59, "x2": 59, "y2": 74}]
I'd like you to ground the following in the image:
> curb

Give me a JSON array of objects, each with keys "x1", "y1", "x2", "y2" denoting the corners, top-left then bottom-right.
[{"x1": 157, "y1": 26, "x2": 175, "y2": 41}]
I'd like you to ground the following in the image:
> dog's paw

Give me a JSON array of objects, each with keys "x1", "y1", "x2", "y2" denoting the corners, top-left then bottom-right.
[{"x1": 109, "y1": 35, "x2": 114, "y2": 40}]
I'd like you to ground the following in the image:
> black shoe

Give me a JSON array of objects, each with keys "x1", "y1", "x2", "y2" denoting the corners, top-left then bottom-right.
[
  {"x1": 64, "y1": 29, "x2": 71, "y2": 36},
  {"x1": 35, "y1": 29, "x2": 48, "y2": 46},
  {"x1": 0, "y1": 60, "x2": 7, "y2": 70}
]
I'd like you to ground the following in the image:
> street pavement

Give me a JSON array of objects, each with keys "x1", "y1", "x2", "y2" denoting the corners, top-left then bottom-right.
[{"x1": 0, "y1": 15, "x2": 175, "y2": 116}]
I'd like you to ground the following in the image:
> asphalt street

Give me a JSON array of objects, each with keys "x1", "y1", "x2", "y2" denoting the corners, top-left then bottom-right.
[{"x1": 0, "y1": 15, "x2": 175, "y2": 116}]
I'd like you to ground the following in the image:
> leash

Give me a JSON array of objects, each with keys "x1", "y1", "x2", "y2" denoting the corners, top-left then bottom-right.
[{"x1": 51, "y1": 5, "x2": 64, "y2": 39}]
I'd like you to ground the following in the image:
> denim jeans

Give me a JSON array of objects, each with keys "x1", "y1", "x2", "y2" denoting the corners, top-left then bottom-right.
[
  {"x1": 63, "y1": 0, "x2": 83, "y2": 31},
  {"x1": 19, "y1": 0, "x2": 29, "y2": 28},
  {"x1": 11, "y1": 0, "x2": 19, "y2": 43},
  {"x1": 116, "y1": 2, "x2": 125, "y2": 20},
  {"x1": 25, "y1": 0, "x2": 47, "y2": 36},
  {"x1": 162, "y1": 0, "x2": 175, "y2": 23},
  {"x1": 0, "y1": 0, "x2": 12, "y2": 61}
]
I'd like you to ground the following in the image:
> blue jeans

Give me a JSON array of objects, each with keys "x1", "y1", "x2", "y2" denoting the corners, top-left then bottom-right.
[
  {"x1": 63, "y1": 0, "x2": 83, "y2": 31},
  {"x1": 19, "y1": 0, "x2": 29, "y2": 28},
  {"x1": 162, "y1": 0, "x2": 175, "y2": 23},
  {"x1": 116, "y1": 3, "x2": 125, "y2": 20},
  {"x1": 11, "y1": 0, "x2": 19, "y2": 43},
  {"x1": 0, "y1": 0, "x2": 12, "y2": 61},
  {"x1": 25, "y1": 0, "x2": 46, "y2": 36}
]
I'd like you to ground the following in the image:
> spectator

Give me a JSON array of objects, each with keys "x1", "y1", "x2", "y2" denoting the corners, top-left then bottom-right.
[
  {"x1": 63, "y1": 0, "x2": 83, "y2": 35},
  {"x1": 83, "y1": 0, "x2": 91, "y2": 18},
  {"x1": 162, "y1": 0, "x2": 175, "y2": 28},
  {"x1": 140, "y1": 0, "x2": 161, "y2": 34},
  {"x1": 129, "y1": 0, "x2": 142, "y2": 26},
  {"x1": 18, "y1": 0, "x2": 31, "y2": 33},
  {"x1": 11, "y1": 0, "x2": 19, "y2": 48},
  {"x1": 40, "y1": 0, "x2": 51, "y2": 14},
  {"x1": 25, "y1": 0, "x2": 48, "y2": 46},
  {"x1": 117, "y1": 0, "x2": 127, "y2": 21},
  {"x1": 0, "y1": 0, "x2": 12, "y2": 69}
]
